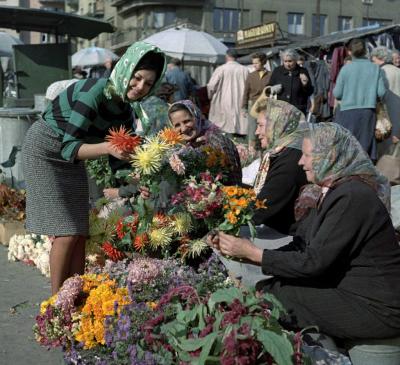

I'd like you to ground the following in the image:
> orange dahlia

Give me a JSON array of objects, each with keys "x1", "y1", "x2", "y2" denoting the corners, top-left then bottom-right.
[
  {"x1": 159, "y1": 128, "x2": 184, "y2": 145},
  {"x1": 133, "y1": 233, "x2": 149, "y2": 251},
  {"x1": 101, "y1": 241, "x2": 125, "y2": 262},
  {"x1": 105, "y1": 126, "x2": 141, "y2": 153}
]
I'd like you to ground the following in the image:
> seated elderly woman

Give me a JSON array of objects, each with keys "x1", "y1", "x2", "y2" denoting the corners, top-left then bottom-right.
[
  {"x1": 168, "y1": 99, "x2": 242, "y2": 185},
  {"x1": 249, "y1": 97, "x2": 308, "y2": 235},
  {"x1": 209, "y1": 123, "x2": 400, "y2": 340}
]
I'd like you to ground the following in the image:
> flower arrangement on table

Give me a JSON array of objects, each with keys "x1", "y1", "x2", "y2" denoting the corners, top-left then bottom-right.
[{"x1": 7, "y1": 233, "x2": 53, "y2": 276}]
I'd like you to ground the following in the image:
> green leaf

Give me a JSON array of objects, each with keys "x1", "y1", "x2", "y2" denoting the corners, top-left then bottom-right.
[
  {"x1": 257, "y1": 329, "x2": 294, "y2": 365},
  {"x1": 198, "y1": 333, "x2": 218, "y2": 365},
  {"x1": 248, "y1": 221, "x2": 257, "y2": 240},
  {"x1": 178, "y1": 334, "x2": 212, "y2": 352},
  {"x1": 208, "y1": 287, "x2": 243, "y2": 312},
  {"x1": 262, "y1": 292, "x2": 286, "y2": 319}
]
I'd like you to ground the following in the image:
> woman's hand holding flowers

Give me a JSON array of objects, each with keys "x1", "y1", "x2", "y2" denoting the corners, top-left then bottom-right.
[
  {"x1": 138, "y1": 186, "x2": 151, "y2": 199},
  {"x1": 209, "y1": 231, "x2": 263, "y2": 264},
  {"x1": 106, "y1": 142, "x2": 131, "y2": 161}
]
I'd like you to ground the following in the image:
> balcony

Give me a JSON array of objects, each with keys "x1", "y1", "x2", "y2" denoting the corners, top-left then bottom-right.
[
  {"x1": 85, "y1": 0, "x2": 105, "y2": 18},
  {"x1": 109, "y1": 29, "x2": 139, "y2": 51},
  {"x1": 111, "y1": 0, "x2": 205, "y2": 9}
]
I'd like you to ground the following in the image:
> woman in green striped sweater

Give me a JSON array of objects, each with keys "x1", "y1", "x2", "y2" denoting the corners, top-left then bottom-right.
[{"x1": 22, "y1": 42, "x2": 166, "y2": 294}]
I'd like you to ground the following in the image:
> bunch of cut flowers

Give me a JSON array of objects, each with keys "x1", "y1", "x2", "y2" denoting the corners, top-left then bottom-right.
[
  {"x1": 62, "y1": 254, "x2": 234, "y2": 365},
  {"x1": 34, "y1": 273, "x2": 131, "y2": 349},
  {"x1": 7, "y1": 233, "x2": 53, "y2": 277},
  {"x1": 171, "y1": 172, "x2": 267, "y2": 240},
  {"x1": 100, "y1": 207, "x2": 208, "y2": 261},
  {"x1": 137, "y1": 286, "x2": 307, "y2": 365}
]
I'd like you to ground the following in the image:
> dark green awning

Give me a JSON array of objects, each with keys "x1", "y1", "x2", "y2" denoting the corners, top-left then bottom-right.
[{"x1": 0, "y1": 6, "x2": 114, "y2": 40}]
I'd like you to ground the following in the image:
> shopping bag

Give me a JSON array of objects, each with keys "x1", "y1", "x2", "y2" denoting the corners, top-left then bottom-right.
[
  {"x1": 376, "y1": 143, "x2": 400, "y2": 185},
  {"x1": 250, "y1": 86, "x2": 277, "y2": 118},
  {"x1": 375, "y1": 102, "x2": 392, "y2": 141}
]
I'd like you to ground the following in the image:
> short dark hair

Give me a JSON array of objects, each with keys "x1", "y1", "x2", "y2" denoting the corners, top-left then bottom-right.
[
  {"x1": 349, "y1": 38, "x2": 366, "y2": 58},
  {"x1": 251, "y1": 52, "x2": 267, "y2": 64},
  {"x1": 226, "y1": 48, "x2": 238, "y2": 59},
  {"x1": 135, "y1": 51, "x2": 165, "y2": 82}
]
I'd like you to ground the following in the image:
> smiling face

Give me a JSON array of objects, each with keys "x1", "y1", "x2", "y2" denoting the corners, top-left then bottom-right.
[
  {"x1": 255, "y1": 112, "x2": 270, "y2": 149},
  {"x1": 299, "y1": 138, "x2": 316, "y2": 183},
  {"x1": 169, "y1": 109, "x2": 199, "y2": 142},
  {"x1": 126, "y1": 69, "x2": 156, "y2": 101},
  {"x1": 283, "y1": 55, "x2": 296, "y2": 71}
]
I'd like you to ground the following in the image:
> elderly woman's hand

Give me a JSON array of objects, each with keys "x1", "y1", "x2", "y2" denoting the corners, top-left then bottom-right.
[
  {"x1": 138, "y1": 186, "x2": 151, "y2": 199},
  {"x1": 218, "y1": 232, "x2": 263, "y2": 263},
  {"x1": 206, "y1": 230, "x2": 220, "y2": 250}
]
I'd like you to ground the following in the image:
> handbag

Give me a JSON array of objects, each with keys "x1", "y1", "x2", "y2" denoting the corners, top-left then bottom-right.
[
  {"x1": 375, "y1": 102, "x2": 392, "y2": 141},
  {"x1": 250, "y1": 86, "x2": 277, "y2": 118},
  {"x1": 376, "y1": 143, "x2": 400, "y2": 185}
]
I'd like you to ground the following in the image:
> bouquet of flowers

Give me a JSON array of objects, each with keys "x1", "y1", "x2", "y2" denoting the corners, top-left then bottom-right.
[
  {"x1": 171, "y1": 172, "x2": 267, "y2": 239},
  {"x1": 8, "y1": 234, "x2": 53, "y2": 277},
  {"x1": 140, "y1": 286, "x2": 305, "y2": 365},
  {"x1": 34, "y1": 274, "x2": 131, "y2": 349}
]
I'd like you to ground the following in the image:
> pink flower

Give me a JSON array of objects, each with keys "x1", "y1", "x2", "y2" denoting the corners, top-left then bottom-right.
[{"x1": 169, "y1": 154, "x2": 186, "y2": 175}]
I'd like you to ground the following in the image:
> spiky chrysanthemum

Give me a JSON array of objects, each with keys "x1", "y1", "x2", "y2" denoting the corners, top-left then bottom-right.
[
  {"x1": 152, "y1": 213, "x2": 170, "y2": 228},
  {"x1": 171, "y1": 212, "x2": 193, "y2": 235},
  {"x1": 105, "y1": 126, "x2": 141, "y2": 153},
  {"x1": 148, "y1": 227, "x2": 173, "y2": 249},
  {"x1": 187, "y1": 239, "x2": 209, "y2": 259},
  {"x1": 145, "y1": 135, "x2": 170, "y2": 155},
  {"x1": 159, "y1": 128, "x2": 184, "y2": 145},
  {"x1": 131, "y1": 145, "x2": 163, "y2": 175}
]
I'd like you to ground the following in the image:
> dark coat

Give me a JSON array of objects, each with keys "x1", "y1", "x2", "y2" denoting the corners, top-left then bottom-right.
[
  {"x1": 261, "y1": 180, "x2": 400, "y2": 339},
  {"x1": 252, "y1": 147, "x2": 307, "y2": 234},
  {"x1": 268, "y1": 65, "x2": 313, "y2": 114}
]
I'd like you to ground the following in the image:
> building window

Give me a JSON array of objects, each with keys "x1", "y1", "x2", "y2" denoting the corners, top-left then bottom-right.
[
  {"x1": 213, "y1": 8, "x2": 240, "y2": 32},
  {"x1": 262, "y1": 11, "x2": 277, "y2": 24},
  {"x1": 288, "y1": 13, "x2": 304, "y2": 34},
  {"x1": 152, "y1": 11, "x2": 176, "y2": 29},
  {"x1": 362, "y1": 18, "x2": 392, "y2": 27},
  {"x1": 338, "y1": 16, "x2": 352, "y2": 31},
  {"x1": 312, "y1": 14, "x2": 327, "y2": 36}
]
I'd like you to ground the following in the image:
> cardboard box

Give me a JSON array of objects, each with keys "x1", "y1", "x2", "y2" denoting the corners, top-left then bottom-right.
[{"x1": 0, "y1": 221, "x2": 26, "y2": 246}]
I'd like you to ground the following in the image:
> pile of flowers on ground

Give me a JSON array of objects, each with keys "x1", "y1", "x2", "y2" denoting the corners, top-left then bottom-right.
[
  {"x1": 34, "y1": 254, "x2": 308, "y2": 364},
  {"x1": 0, "y1": 183, "x2": 26, "y2": 221},
  {"x1": 7, "y1": 233, "x2": 53, "y2": 276}
]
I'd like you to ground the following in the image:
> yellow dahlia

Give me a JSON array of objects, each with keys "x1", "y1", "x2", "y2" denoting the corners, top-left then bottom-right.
[
  {"x1": 188, "y1": 239, "x2": 209, "y2": 259},
  {"x1": 149, "y1": 227, "x2": 173, "y2": 249},
  {"x1": 131, "y1": 145, "x2": 163, "y2": 175},
  {"x1": 145, "y1": 135, "x2": 170, "y2": 155},
  {"x1": 171, "y1": 212, "x2": 193, "y2": 235}
]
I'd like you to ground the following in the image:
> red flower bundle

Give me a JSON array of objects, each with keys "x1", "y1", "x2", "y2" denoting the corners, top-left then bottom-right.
[{"x1": 101, "y1": 241, "x2": 125, "y2": 262}]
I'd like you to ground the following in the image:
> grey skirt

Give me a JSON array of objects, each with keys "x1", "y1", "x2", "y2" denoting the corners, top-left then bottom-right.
[{"x1": 22, "y1": 118, "x2": 89, "y2": 236}]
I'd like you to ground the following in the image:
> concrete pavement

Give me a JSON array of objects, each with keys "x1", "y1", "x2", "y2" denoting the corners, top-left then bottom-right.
[{"x1": 0, "y1": 245, "x2": 63, "y2": 365}]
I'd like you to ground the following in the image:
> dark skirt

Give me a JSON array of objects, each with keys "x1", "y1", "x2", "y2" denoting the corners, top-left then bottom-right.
[
  {"x1": 335, "y1": 108, "x2": 377, "y2": 160},
  {"x1": 262, "y1": 279, "x2": 400, "y2": 340},
  {"x1": 21, "y1": 118, "x2": 89, "y2": 236}
]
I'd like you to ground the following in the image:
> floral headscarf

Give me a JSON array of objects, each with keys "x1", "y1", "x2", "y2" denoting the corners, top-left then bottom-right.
[
  {"x1": 295, "y1": 123, "x2": 390, "y2": 220},
  {"x1": 103, "y1": 41, "x2": 167, "y2": 133},
  {"x1": 253, "y1": 99, "x2": 307, "y2": 195},
  {"x1": 168, "y1": 100, "x2": 215, "y2": 141}
]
